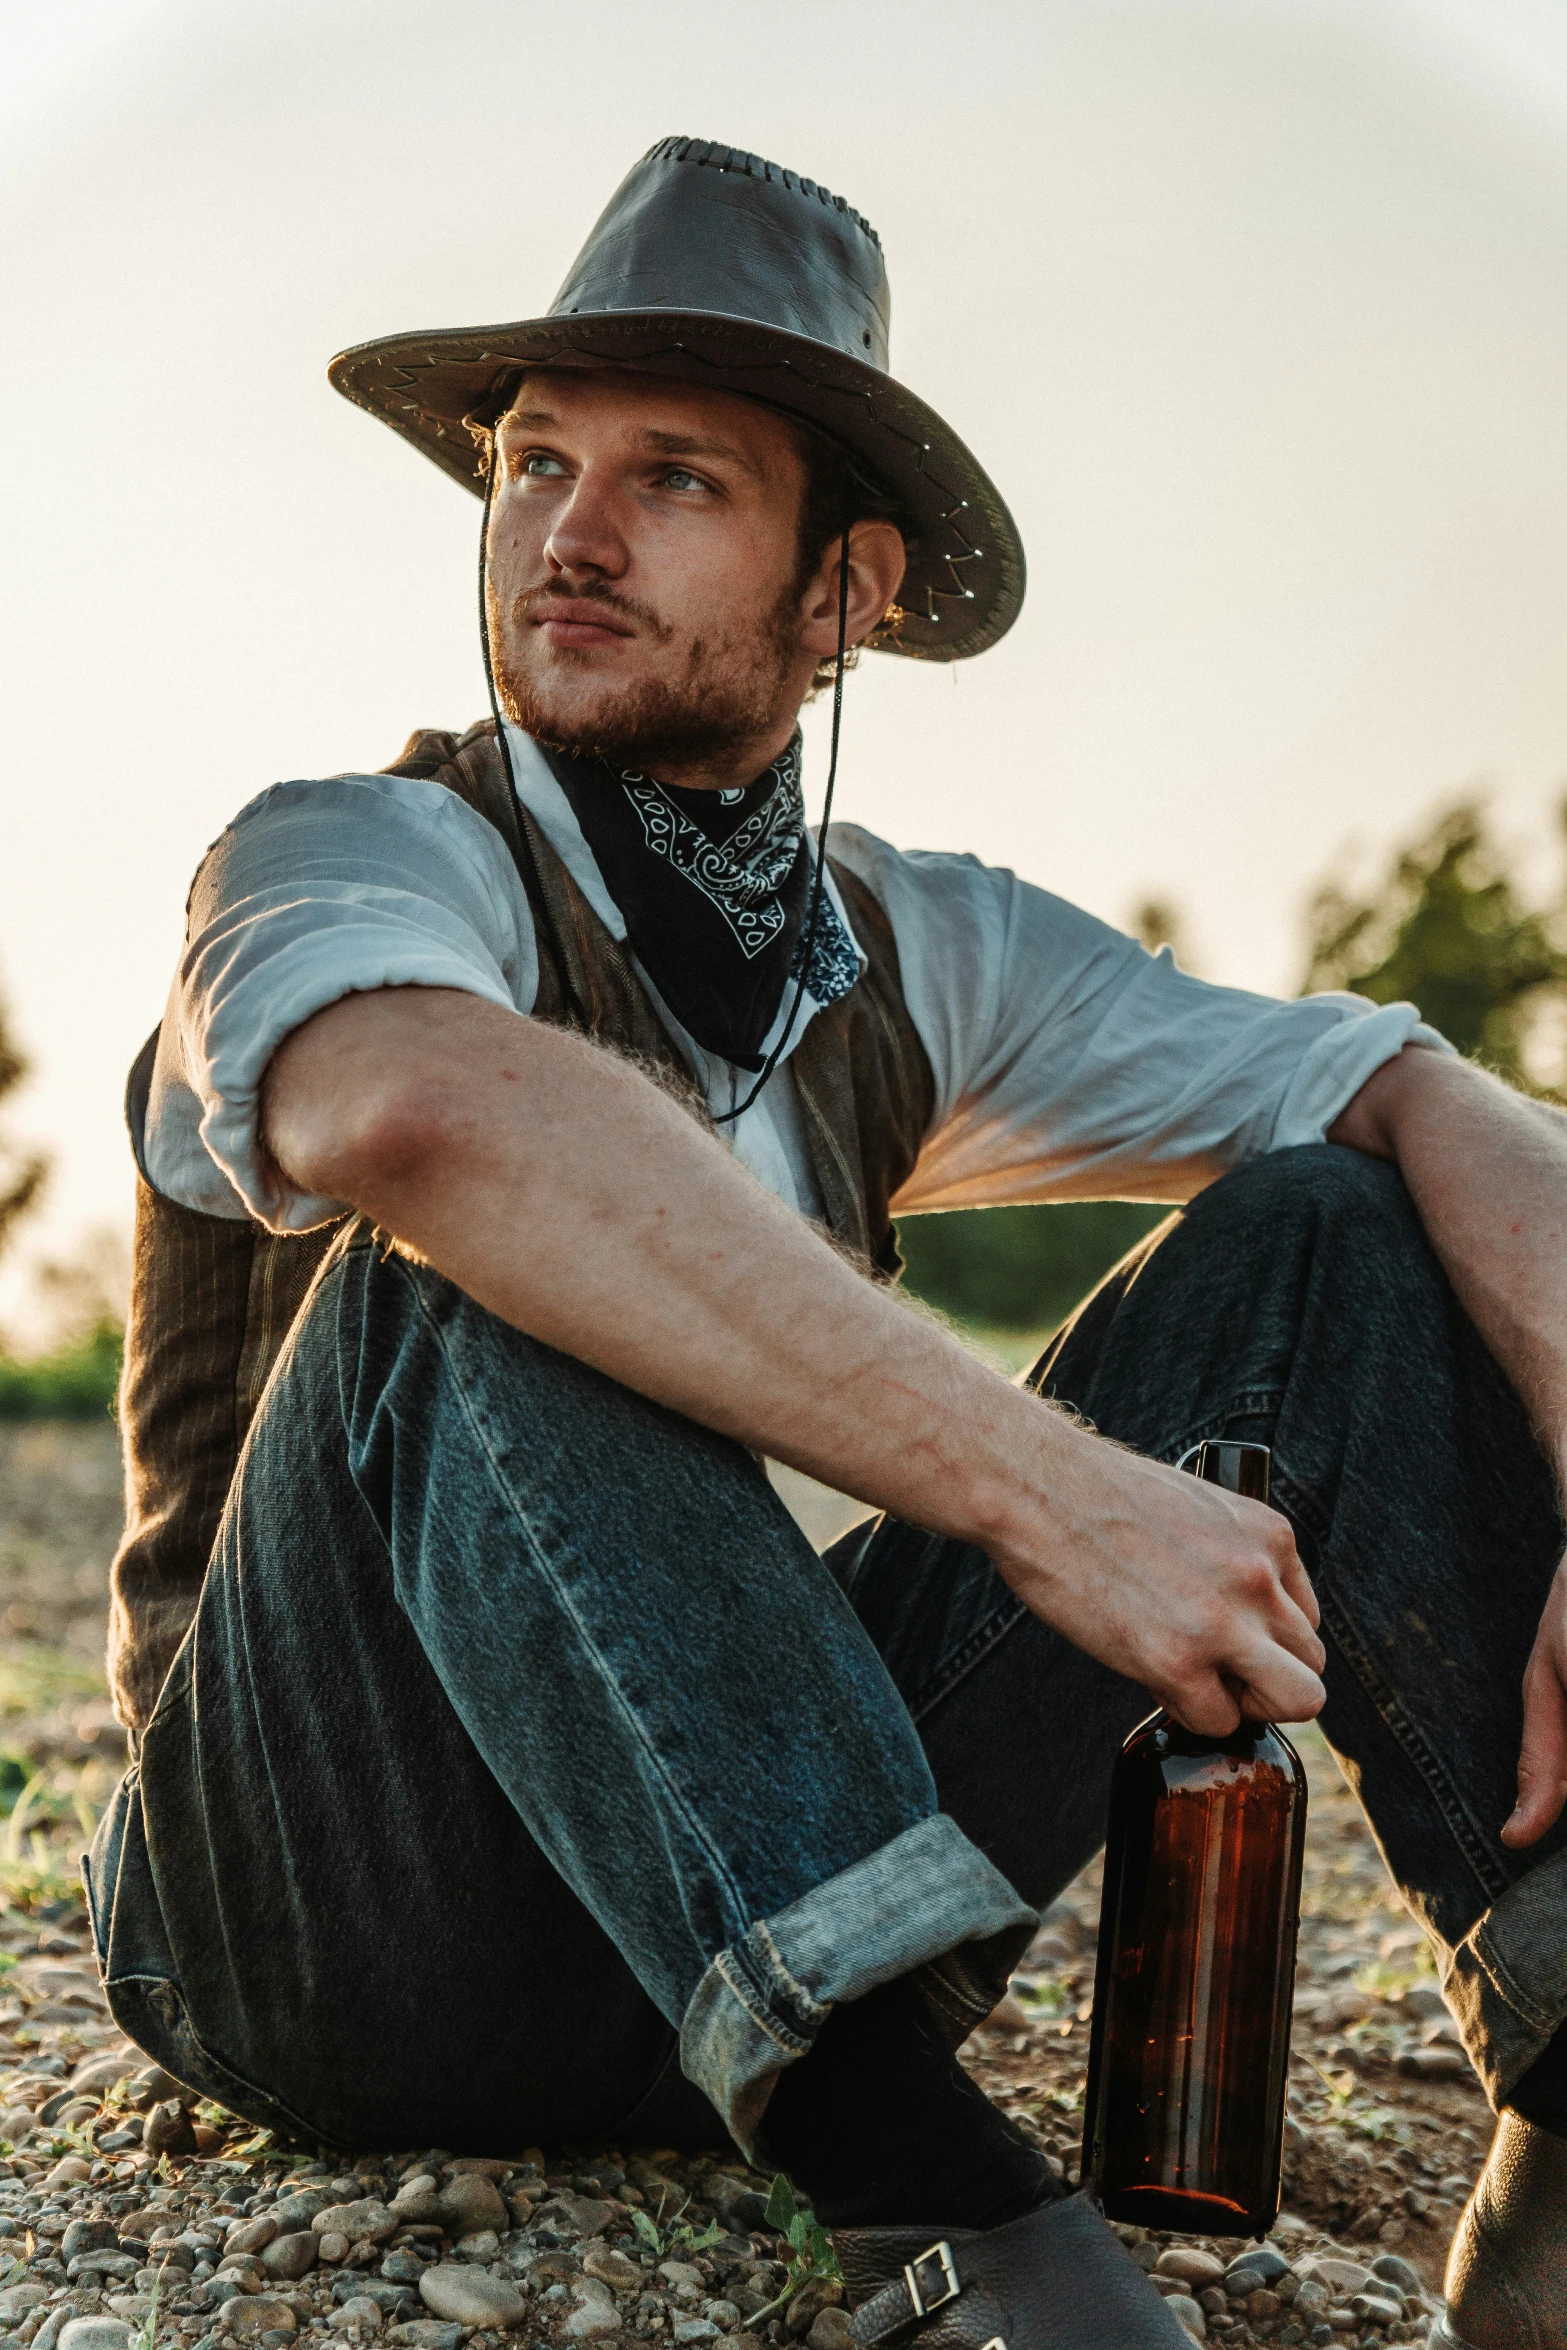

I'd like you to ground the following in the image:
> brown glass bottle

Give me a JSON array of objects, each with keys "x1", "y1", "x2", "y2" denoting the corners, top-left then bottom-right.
[{"x1": 1081, "y1": 1441, "x2": 1307, "y2": 2237}]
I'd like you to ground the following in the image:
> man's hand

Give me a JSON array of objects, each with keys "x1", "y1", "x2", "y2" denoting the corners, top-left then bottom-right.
[
  {"x1": 264, "y1": 984, "x2": 1326, "y2": 1732},
  {"x1": 1505, "y1": 1563, "x2": 1567, "y2": 1848},
  {"x1": 1000, "y1": 1440, "x2": 1325, "y2": 1735},
  {"x1": 1331, "y1": 1048, "x2": 1567, "y2": 1846}
]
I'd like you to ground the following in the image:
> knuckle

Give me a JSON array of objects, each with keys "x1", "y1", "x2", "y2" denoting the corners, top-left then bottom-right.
[{"x1": 1235, "y1": 1559, "x2": 1278, "y2": 1607}]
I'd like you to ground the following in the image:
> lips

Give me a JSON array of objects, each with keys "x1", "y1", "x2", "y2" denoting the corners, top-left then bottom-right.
[{"x1": 529, "y1": 598, "x2": 634, "y2": 648}]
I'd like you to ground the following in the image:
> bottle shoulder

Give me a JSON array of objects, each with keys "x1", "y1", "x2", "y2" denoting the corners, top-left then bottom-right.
[{"x1": 1119, "y1": 1709, "x2": 1307, "y2": 1792}]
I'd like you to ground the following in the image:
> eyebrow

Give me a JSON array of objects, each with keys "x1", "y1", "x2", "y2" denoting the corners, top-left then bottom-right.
[
  {"x1": 501, "y1": 407, "x2": 759, "y2": 476},
  {"x1": 641, "y1": 427, "x2": 758, "y2": 474}
]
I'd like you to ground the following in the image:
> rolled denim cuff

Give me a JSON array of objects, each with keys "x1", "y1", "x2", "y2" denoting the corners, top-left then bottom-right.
[
  {"x1": 678, "y1": 1812, "x2": 1037, "y2": 2156},
  {"x1": 1443, "y1": 1846, "x2": 1567, "y2": 2109}
]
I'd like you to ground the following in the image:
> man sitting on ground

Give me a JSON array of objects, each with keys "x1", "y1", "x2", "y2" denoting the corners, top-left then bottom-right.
[{"x1": 99, "y1": 138, "x2": 1567, "y2": 2350}]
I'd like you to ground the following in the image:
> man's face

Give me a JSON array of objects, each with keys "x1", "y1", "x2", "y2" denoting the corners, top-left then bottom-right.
[{"x1": 486, "y1": 369, "x2": 820, "y2": 783}]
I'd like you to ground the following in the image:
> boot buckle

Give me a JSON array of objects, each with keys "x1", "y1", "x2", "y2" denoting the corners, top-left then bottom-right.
[{"x1": 904, "y1": 2243, "x2": 961, "y2": 2318}]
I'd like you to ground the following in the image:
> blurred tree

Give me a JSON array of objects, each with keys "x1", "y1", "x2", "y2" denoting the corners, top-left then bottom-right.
[
  {"x1": 896, "y1": 1199, "x2": 1167, "y2": 1336},
  {"x1": 0, "y1": 986, "x2": 46, "y2": 1273},
  {"x1": 1300, "y1": 797, "x2": 1567, "y2": 1096},
  {"x1": 1131, "y1": 896, "x2": 1199, "y2": 969}
]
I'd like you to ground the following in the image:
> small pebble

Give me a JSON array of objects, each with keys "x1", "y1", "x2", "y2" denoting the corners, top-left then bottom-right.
[
  {"x1": 1350, "y1": 2290, "x2": 1403, "y2": 2326},
  {"x1": 1399, "y1": 2046, "x2": 1467, "y2": 2080},
  {"x1": 328, "y1": 2300, "x2": 383, "y2": 2334},
  {"x1": 226, "y1": 2299, "x2": 298, "y2": 2341},
  {"x1": 1157, "y1": 2251, "x2": 1225, "y2": 2289},
  {"x1": 143, "y1": 2101, "x2": 196, "y2": 2159},
  {"x1": 378, "y1": 2257, "x2": 426, "y2": 2287},
  {"x1": 59, "y1": 2226, "x2": 117, "y2": 2264},
  {"x1": 416, "y1": 2267, "x2": 524, "y2": 2328},
  {"x1": 57, "y1": 2325, "x2": 133, "y2": 2350},
  {"x1": 1297, "y1": 2259, "x2": 1374, "y2": 2298},
  {"x1": 582, "y1": 2250, "x2": 641, "y2": 2293},
  {"x1": 433, "y1": 2179, "x2": 507, "y2": 2241},
  {"x1": 1225, "y1": 2248, "x2": 1289, "y2": 2288},
  {"x1": 807, "y1": 2315, "x2": 852, "y2": 2350},
  {"x1": 319, "y1": 2206, "x2": 393, "y2": 2249},
  {"x1": 259, "y1": 2237, "x2": 317, "y2": 2283}
]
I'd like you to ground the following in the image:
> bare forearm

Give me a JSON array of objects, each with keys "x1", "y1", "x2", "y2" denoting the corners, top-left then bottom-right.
[
  {"x1": 1330, "y1": 1049, "x2": 1567, "y2": 1479},
  {"x1": 264, "y1": 987, "x2": 1049, "y2": 1543}
]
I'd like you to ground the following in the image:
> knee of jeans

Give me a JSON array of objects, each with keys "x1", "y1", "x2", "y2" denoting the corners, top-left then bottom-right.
[{"x1": 1204, "y1": 1142, "x2": 1419, "y2": 1250}]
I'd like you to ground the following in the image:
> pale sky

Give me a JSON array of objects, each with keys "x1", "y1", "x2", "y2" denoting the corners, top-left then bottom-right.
[{"x1": 4, "y1": 0, "x2": 1567, "y2": 1311}]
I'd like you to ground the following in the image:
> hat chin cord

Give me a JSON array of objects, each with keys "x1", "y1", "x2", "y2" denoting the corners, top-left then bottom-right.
[{"x1": 477, "y1": 444, "x2": 851, "y2": 1128}]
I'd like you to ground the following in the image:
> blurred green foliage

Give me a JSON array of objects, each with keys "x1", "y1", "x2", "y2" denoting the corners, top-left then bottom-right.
[
  {"x1": 1302, "y1": 797, "x2": 1567, "y2": 1095},
  {"x1": 897, "y1": 1201, "x2": 1168, "y2": 1335},
  {"x1": 0, "y1": 1321, "x2": 121, "y2": 1420}
]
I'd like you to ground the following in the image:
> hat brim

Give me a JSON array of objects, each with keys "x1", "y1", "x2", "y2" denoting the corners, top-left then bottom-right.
[{"x1": 328, "y1": 309, "x2": 1024, "y2": 661}]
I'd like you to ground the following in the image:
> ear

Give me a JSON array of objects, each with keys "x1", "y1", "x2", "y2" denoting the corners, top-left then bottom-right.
[{"x1": 797, "y1": 521, "x2": 909, "y2": 660}]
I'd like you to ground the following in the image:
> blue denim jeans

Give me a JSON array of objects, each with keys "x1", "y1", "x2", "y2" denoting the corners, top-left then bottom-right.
[{"x1": 87, "y1": 1145, "x2": 1567, "y2": 2160}]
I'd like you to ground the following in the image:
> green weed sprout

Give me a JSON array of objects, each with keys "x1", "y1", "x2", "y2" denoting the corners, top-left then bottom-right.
[
  {"x1": 629, "y1": 2189, "x2": 724, "y2": 2263},
  {"x1": 747, "y1": 2177, "x2": 843, "y2": 2328}
]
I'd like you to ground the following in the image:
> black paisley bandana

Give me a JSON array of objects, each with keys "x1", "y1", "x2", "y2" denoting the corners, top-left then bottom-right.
[{"x1": 542, "y1": 733, "x2": 859, "y2": 1070}]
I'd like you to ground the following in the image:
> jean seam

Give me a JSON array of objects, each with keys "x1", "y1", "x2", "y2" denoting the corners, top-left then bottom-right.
[
  {"x1": 397, "y1": 1263, "x2": 756, "y2": 1938},
  {"x1": 906, "y1": 1595, "x2": 1029, "y2": 1726},
  {"x1": 711, "y1": 1948, "x2": 812, "y2": 2056},
  {"x1": 916, "y1": 1947, "x2": 1013, "y2": 2036},
  {"x1": 1472, "y1": 1924, "x2": 1561, "y2": 2037},
  {"x1": 752, "y1": 1920, "x2": 831, "y2": 2026},
  {"x1": 1151, "y1": 1391, "x2": 1287, "y2": 1465},
  {"x1": 103, "y1": 1971, "x2": 324, "y2": 2142}
]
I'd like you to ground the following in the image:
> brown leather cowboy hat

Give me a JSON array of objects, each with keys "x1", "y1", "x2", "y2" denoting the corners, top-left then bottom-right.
[{"x1": 328, "y1": 136, "x2": 1025, "y2": 662}]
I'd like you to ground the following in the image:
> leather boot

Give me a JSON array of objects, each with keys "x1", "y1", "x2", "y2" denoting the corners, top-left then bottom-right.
[
  {"x1": 832, "y1": 2194, "x2": 1191, "y2": 2350},
  {"x1": 1433, "y1": 2111, "x2": 1567, "y2": 2349}
]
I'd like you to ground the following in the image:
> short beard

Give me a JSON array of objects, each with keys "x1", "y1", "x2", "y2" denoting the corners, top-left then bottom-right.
[{"x1": 493, "y1": 577, "x2": 800, "y2": 774}]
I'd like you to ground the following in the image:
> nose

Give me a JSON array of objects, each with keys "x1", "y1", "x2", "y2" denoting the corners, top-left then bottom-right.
[{"x1": 544, "y1": 469, "x2": 629, "y2": 584}]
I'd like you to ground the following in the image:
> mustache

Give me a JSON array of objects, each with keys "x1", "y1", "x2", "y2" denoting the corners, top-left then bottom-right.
[{"x1": 508, "y1": 578, "x2": 671, "y2": 641}]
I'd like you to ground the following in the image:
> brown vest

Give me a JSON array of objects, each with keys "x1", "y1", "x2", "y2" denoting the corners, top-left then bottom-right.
[{"x1": 109, "y1": 721, "x2": 935, "y2": 1733}]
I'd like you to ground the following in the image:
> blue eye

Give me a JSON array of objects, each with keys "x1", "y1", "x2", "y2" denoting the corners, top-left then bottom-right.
[
  {"x1": 522, "y1": 452, "x2": 568, "y2": 477},
  {"x1": 663, "y1": 468, "x2": 704, "y2": 491}
]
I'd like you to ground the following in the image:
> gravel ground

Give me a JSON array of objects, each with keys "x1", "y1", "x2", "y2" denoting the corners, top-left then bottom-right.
[{"x1": 0, "y1": 1427, "x2": 1492, "y2": 2350}]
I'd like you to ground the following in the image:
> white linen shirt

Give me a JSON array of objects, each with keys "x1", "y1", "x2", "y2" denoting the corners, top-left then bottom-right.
[{"x1": 144, "y1": 727, "x2": 1449, "y2": 1233}]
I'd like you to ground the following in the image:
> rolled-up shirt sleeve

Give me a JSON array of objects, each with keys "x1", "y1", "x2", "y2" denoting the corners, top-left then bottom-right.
[
  {"x1": 155, "y1": 773, "x2": 538, "y2": 1231},
  {"x1": 826, "y1": 825, "x2": 1453, "y2": 1215}
]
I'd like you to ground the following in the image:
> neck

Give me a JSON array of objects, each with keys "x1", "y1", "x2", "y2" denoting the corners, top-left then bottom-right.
[{"x1": 623, "y1": 713, "x2": 800, "y2": 794}]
